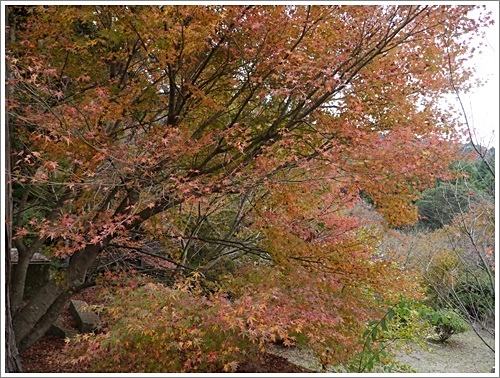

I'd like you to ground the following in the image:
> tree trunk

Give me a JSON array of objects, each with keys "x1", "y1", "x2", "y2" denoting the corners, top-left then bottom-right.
[
  {"x1": 5, "y1": 5, "x2": 23, "y2": 372},
  {"x1": 11, "y1": 193, "x2": 175, "y2": 351},
  {"x1": 9, "y1": 247, "x2": 32, "y2": 312},
  {"x1": 13, "y1": 242, "x2": 104, "y2": 352},
  {"x1": 14, "y1": 284, "x2": 72, "y2": 352},
  {"x1": 5, "y1": 232, "x2": 23, "y2": 372}
]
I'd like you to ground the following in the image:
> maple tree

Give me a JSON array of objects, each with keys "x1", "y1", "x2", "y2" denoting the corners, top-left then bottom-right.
[{"x1": 5, "y1": 4, "x2": 491, "y2": 370}]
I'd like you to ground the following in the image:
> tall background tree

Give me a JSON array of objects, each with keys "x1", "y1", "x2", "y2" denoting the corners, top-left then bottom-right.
[{"x1": 4, "y1": 4, "x2": 491, "y2": 369}]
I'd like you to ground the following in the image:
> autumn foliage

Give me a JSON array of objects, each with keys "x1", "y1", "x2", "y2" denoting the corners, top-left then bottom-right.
[
  {"x1": 67, "y1": 257, "x2": 424, "y2": 373},
  {"x1": 5, "y1": 4, "x2": 491, "y2": 371}
]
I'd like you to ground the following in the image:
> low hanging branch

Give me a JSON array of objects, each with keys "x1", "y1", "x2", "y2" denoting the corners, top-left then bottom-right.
[{"x1": 108, "y1": 243, "x2": 196, "y2": 272}]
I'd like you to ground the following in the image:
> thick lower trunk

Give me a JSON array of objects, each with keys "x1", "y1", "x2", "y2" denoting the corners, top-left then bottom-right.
[
  {"x1": 17, "y1": 287, "x2": 72, "y2": 352},
  {"x1": 5, "y1": 320, "x2": 23, "y2": 373},
  {"x1": 11, "y1": 234, "x2": 52, "y2": 311},
  {"x1": 13, "y1": 280, "x2": 66, "y2": 351},
  {"x1": 10, "y1": 189, "x2": 170, "y2": 352},
  {"x1": 10, "y1": 248, "x2": 32, "y2": 312},
  {"x1": 6, "y1": 229, "x2": 23, "y2": 372},
  {"x1": 13, "y1": 243, "x2": 103, "y2": 352}
]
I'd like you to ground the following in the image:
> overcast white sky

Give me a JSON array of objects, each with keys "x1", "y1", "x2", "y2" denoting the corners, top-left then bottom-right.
[{"x1": 461, "y1": 2, "x2": 499, "y2": 149}]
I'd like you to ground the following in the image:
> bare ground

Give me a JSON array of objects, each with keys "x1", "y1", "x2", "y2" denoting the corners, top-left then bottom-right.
[
  {"x1": 394, "y1": 329, "x2": 496, "y2": 374},
  {"x1": 269, "y1": 329, "x2": 496, "y2": 374}
]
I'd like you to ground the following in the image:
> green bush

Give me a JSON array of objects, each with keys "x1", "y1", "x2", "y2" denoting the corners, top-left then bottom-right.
[
  {"x1": 427, "y1": 309, "x2": 468, "y2": 342},
  {"x1": 352, "y1": 298, "x2": 432, "y2": 373},
  {"x1": 425, "y1": 269, "x2": 495, "y2": 323}
]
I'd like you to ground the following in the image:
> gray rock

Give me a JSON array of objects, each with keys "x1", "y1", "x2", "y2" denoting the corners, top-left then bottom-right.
[
  {"x1": 69, "y1": 299, "x2": 101, "y2": 333},
  {"x1": 48, "y1": 317, "x2": 78, "y2": 340}
]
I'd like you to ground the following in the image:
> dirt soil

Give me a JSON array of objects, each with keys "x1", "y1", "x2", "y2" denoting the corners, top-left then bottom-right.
[
  {"x1": 394, "y1": 330, "x2": 495, "y2": 374},
  {"x1": 267, "y1": 329, "x2": 496, "y2": 374}
]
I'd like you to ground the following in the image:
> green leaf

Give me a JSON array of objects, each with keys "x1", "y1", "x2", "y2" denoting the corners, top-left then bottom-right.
[
  {"x1": 381, "y1": 317, "x2": 388, "y2": 332},
  {"x1": 371, "y1": 327, "x2": 378, "y2": 341},
  {"x1": 387, "y1": 309, "x2": 395, "y2": 320}
]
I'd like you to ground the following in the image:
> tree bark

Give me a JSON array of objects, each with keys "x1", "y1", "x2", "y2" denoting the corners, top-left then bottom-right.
[
  {"x1": 13, "y1": 242, "x2": 103, "y2": 351},
  {"x1": 9, "y1": 248, "x2": 32, "y2": 312},
  {"x1": 5, "y1": 5, "x2": 23, "y2": 372},
  {"x1": 5, "y1": 240, "x2": 23, "y2": 372},
  {"x1": 10, "y1": 179, "x2": 171, "y2": 351}
]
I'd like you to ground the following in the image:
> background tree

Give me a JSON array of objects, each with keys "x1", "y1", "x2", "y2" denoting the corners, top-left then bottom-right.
[
  {"x1": 386, "y1": 142, "x2": 495, "y2": 353},
  {"x1": 407, "y1": 193, "x2": 495, "y2": 351},
  {"x1": 416, "y1": 182, "x2": 474, "y2": 230},
  {"x1": 403, "y1": 36, "x2": 496, "y2": 351},
  {"x1": 5, "y1": 4, "x2": 490, "y2": 363},
  {"x1": 416, "y1": 146, "x2": 495, "y2": 230}
]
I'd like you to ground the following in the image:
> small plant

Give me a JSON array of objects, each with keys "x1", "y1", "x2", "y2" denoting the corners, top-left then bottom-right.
[
  {"x1": 427, "y1": 309, "x2": 469, "y2": 342},
  {"x1": 353, "y1": 298, "x2": 431, "y2": 373}
]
